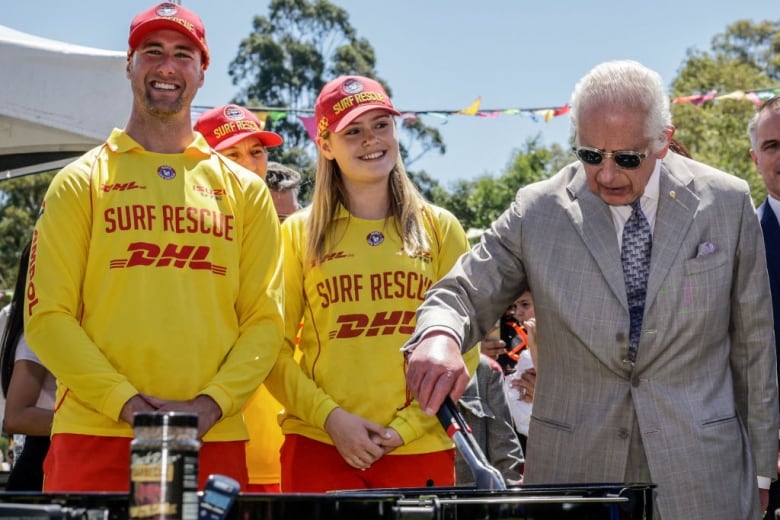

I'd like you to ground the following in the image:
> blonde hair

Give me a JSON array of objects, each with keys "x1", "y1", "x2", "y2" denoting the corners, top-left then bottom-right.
[{"x1": 304, "y1": 136, "x2": 430, "y2": 266}]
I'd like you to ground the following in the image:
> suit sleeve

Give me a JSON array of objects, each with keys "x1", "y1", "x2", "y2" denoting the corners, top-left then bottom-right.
[
  {"x1": 408, "y1": 193, "x2": 532, "y2": 354},
  {"x1": 388, "y1": 207, "x2": 479, "y2": 443}
]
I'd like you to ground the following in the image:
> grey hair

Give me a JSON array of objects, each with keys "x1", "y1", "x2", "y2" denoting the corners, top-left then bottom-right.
[
  {"x1": 748, "y1": 96, "x2": 780, "y2": 149},
  {"x1": 570, "y1": 60, "x2": 672, "y2": 153}
]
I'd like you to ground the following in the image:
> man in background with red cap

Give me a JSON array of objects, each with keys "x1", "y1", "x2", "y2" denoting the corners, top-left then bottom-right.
[
  {"x1": 195, "y1": 104, "x2": 283, "y2": 179},
  {"x1": 195, "y1": 104, "x2": 291, "y2": 492},
  {"x1": 23, "y1": 2, "x2": 284, "y2": 492}
]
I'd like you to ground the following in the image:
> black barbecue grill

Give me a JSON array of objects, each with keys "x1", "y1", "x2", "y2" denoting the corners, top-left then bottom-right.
[{"x1": 0, "y1": 397, "x2": 654, "y2": 519}]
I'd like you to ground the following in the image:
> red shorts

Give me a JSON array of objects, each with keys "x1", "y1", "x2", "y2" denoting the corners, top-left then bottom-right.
[
  {"x1": 43, "y1": 434, "x2": 248, "y2": 492},
  {"x1": 280, "y1": 434, "x2": 454, "y2": 492}
]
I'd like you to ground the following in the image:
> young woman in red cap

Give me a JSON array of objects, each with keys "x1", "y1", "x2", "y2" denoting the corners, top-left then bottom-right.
[{"x1": 264, "y1": 75, "x2": 476, "y2": 491}]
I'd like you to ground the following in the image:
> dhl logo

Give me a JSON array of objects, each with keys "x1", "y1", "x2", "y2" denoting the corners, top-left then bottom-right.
[
  {"x1": 101, "y1": 181, "x2": 145, "y2": 192},
  {"x1": 110, "y1": 242, "x2": 226, "y2": 275},
  {"x1": 328, "y1": 311, "x2": 416, "y2": 339},
  {"x1": 321, "y1": 251, "x2": 352, "y2": 263}
]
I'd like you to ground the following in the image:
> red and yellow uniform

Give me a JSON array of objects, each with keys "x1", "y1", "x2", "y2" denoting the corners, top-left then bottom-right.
[
  {"x1": 24, "y1": 129, "x2": 283, "y2": 456},
  {"x1": 266, "y1": 204, "x2": 476, "y2": 488},
  {"x1": 243, "y1": 386, "x2": 284, "y2": 491}
]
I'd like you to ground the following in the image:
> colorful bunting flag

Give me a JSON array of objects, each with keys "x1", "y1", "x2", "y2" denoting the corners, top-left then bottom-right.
[
  {"x1": 458, "y1": 97, "x2": 482, "y2": 115},
  {"x1": 193, "y1": 85, "x2": 779, "y2": 143},
  {"x1": 297, "y1": 115, "x2": 317, "y2": 142}
]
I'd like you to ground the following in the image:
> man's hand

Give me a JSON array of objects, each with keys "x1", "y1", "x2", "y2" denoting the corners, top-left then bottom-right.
[
  {"x1": 121, "y1": 394, "x2": 223, "y2": 439},
  {"x1": 119, "y1": 394, "x2": 159, "y2": 425},
  {"x1": 760, "y1": 487, "x2": 768, "y2": 517},
  {"x1": 405, "y1": 332, "x2": 470, "y2": 416},
  {"x1": 324, "y1": 408, "x2": 390, "y2": 470},
  {"x1": 153, "y1": 395, "x2": 223, "y2": 439}
]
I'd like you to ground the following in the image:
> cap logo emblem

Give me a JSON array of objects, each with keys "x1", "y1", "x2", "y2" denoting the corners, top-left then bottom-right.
[
  {"x1": 224, "y1": 106, "x2": 245, "y2": 121},
  {"x1": 155, "y1": 3, "x2": 178, "y2": 17},
  {"x1": 341, "y1": 78, "x2": 364, "y2": 95}
]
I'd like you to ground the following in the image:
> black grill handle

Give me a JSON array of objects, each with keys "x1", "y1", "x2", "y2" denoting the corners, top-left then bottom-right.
[{"x1": 436, "y1": 395, "x2": 507, "y2": 490}]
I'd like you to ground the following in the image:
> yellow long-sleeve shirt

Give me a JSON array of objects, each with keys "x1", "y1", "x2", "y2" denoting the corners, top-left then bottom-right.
[
  {"x1": 24, "y1": 129, "x2": 284, "y2": 441},
  {"x1": 265, "y1": 203, "x2": 476, "y2": 454}
]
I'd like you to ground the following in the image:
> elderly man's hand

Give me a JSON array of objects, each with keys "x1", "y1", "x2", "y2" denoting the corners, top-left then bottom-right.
[{"x1": 405, "y1": 332, "x2": 470, "y2": 416}]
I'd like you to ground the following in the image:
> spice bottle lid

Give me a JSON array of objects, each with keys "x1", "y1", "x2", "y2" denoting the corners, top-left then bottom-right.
[{"x1": 132, "y1": 411, "x2": 198, "y2": 428}]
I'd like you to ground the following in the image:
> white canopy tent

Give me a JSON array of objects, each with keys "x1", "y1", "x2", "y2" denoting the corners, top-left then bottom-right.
[{"x1": 0, "y1": 25, "x2": 132, "y2": 179}]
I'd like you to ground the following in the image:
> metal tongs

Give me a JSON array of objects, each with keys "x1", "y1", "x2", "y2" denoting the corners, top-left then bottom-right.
[{"x1": 436, "y1": 395, "x2": 507, "y2": 490}]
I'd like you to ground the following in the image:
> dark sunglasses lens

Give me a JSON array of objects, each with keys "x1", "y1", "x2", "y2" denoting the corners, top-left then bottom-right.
[
  {"x1": 577, "y1": 148, "x2": 603, "y2": 165},
  {"x1": 614, "y1": 153, "x2": 641, "y2": 169}
]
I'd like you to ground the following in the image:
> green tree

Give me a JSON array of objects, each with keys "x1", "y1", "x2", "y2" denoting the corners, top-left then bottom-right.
[
  {"x1": 408, "y1": 169, "x2": 451, "y2": 209},
  {"x1": 442, "y1": 136, "x2": 567, "y2": 231},
  {"x1": 671, "y1": 20, "x2": 780, "y2": 203},
  {"x1": 503, "y1": 138, "x2": 569, "y2": 191},
  {"x1": 227, "y1": 0, "x2": 445, "y2": 203},
  {"x1": 0, "y1": 172, "x2": 54, "y2": 293}
]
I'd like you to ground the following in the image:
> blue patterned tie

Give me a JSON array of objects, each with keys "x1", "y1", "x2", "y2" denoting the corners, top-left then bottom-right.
[{"x1": 621, "y1": 199, "x2": 651, "y2": 364}]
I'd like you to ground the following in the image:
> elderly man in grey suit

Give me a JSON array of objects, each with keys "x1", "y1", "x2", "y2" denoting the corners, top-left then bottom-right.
[{"x1": 404, "y1": 60, "x2": 778, "y2": 519}]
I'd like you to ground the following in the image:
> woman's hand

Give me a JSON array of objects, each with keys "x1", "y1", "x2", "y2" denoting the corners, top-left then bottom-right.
[
  {"x1": 324, "y1": 408, "x2": 391, "y2": 470},
  {"x1": 370, "y1": 428, "x2": 403, "y2": 455},
  {"x1": 524, "y1": 318, "x2": 538, "y2": 366},
  {"x1": 509, "y1": 368, "x2": 536, "y2": 403}
]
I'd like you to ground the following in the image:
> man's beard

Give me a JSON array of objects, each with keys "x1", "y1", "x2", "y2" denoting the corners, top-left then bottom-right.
[{"x1": 143, "y1": 91, "x2": 185, "y2": 118}]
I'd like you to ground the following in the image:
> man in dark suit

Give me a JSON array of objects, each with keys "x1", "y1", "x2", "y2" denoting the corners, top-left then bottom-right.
[
  {"x1": 404, "y1": 60, "x2": 778, "y2": 519},
  {"x1": 749, "y1": 95, "x2": 780, "y2": 519}
]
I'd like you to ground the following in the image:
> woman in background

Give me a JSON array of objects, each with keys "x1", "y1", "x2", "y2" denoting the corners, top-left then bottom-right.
[{"x1": 0, "y1": 241, "x2": 55, "y2": 490}]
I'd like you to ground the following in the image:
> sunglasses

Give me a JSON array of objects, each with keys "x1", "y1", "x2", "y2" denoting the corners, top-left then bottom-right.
[{"x1": 573, "y1": 146, "x2": 648, "y2": 170}]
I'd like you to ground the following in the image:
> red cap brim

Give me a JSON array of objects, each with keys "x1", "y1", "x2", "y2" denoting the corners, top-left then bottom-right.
[
  {"x1": 212, "y1": 130, "x2": 284, "y2": 151},
  {"x1": 331, "y1": 106, "x2": 401, "y2": 134}
]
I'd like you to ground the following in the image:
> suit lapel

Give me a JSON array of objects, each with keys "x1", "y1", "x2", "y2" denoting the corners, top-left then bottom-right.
[
  {"x1": 644, "y1": 156, "x2": 699, "y2": 312},
  {"x1": 565, "y1": 157, "x2": 700, "y2": 315},
  {"x1": 565, "y1": 167, "x2": 627, "y2": 307}
]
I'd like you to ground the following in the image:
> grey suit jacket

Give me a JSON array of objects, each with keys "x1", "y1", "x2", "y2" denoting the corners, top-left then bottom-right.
[{"x1": 413, "y1": 152, "x2": 779, "y2": 519}]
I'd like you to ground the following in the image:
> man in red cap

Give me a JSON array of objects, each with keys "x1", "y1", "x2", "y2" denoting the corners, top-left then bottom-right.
[
  {"x1": 195, "y1": 104, "x2": 283, "y2": 179},
  {"x1": 23, "y1": 2, "x2": 284, "y2": 492}
]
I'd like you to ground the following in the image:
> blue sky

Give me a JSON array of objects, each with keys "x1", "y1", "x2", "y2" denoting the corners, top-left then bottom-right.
[{"x1": 3, "y1": 0, "x2": 773, "y2": 186}]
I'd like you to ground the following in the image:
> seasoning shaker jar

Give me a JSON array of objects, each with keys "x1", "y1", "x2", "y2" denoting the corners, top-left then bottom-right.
[{"x1": 129, "y1": 412, "x2": 200, "y2": 520}]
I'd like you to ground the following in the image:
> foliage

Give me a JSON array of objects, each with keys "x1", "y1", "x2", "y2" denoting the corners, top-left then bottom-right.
[
  {"x1": 432, "y1": 136, "x2": 566, "y2": 232},
  {"x1": 0, "y1": 172, "x2": 53, "y2": 297},
  {"x1": 710, "y1": 20, "x2": 780, "y2": 81},
  {"x1": 227, "y1": 0, "x2": 445, "y2": 205},
  {"x1": 671, "y1": 20, "x2": 780, "y2": 203},
  {"x1": 3, "y1": 18, "x2": 779, "y2": 272}
]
